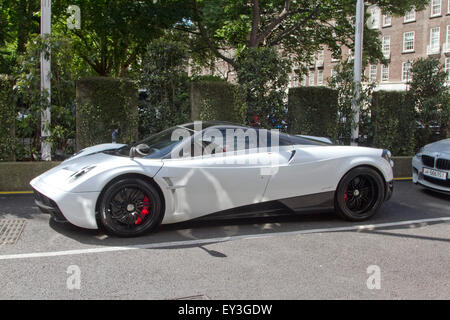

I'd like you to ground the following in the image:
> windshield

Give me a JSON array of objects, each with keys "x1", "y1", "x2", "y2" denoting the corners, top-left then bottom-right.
[{"x1": 115, "y1": 125, "x2": 193, "y2": 159}]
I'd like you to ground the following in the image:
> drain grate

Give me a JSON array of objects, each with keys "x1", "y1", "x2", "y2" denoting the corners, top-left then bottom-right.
[{"x1": 0, "y1": 219, "x2": 27, "y2": 245}]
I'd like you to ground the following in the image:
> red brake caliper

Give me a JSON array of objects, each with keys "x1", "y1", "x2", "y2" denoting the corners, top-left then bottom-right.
[
  {"x1": 344, "y1": 192, "x2": 348, "y2": 202},
  {"x1": 135, "y1": 196, "x2": 150, "y2": 225}
]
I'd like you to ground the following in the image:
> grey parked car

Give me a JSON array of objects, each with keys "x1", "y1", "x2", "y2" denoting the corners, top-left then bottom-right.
[{"x1": 412, "y1": 138, "x2": 450, "y2": 194}]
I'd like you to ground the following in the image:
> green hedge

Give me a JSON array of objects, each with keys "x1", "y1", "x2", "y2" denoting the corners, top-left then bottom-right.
[
  {"x1": 76, "y1": 77, "x2": 138, "y2": 151},
  {"x1": 288, "y1": 87, "x2": 338, "y2": 139},
  {"x1": 190, "y1": 81, "x2": 247, "y2": 124},
  {"x1": 371, "y1": 91, "x2": 415, "y2": 156},
  {"x1": 0, "y1": 75, "x2": 15, "y2": 161}
]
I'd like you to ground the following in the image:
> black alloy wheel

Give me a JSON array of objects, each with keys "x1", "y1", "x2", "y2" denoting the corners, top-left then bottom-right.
[
  {"x1": 99, "y1": 178, "x2": 163, "y2": 237},
  {"x1": 335, "y1": 167, "x2": 385, "y2": 221}
]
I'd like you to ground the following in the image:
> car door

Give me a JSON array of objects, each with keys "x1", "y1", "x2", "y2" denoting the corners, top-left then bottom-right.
[
  {"x1": 262, "y1": 135, "x2": 338, "y2": 205},
  {"x1": 155, "y1": 127, "x2": 272, "y2": 222}
]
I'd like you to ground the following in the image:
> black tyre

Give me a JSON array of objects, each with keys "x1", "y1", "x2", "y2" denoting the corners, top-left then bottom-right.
[
  {"x1": 98, "y1": 178, "x2": 163, "y2": 237},
  {"x1": 335, "y1": 167, "x2": 385, "y2": 221}
]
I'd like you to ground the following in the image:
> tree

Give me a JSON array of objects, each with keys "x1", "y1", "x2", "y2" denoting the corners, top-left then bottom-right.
[
  {"x1": 328, "y1": 60, "x2": 375, "y2": 145},
  {"x1": 408, "y1": 58, "x2": 450, "y2": 146},
  {"x1": 176, "y1": 0, "x2": 428, "y2": 127},
  {"x1": 181, "y1": 0, "x2": 428, "y2": 69},
  {"x1": 139, "y1": 36, "x2": 191, "y2": 137},
  {"x1": 0, "y1": 0, "x2": 40, "y2": 74},
  {"x1": 51, "y1": 0, "x2": 190, "y2": 77},
  {"x1": 236, "y1": 47, "x2": 290, "y2": 128}
]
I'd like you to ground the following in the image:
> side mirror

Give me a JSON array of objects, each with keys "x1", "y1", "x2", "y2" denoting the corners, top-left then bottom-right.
[
  {"x1": 129, "y1": 144, "x2": 151, "y2": 159},
  {"x1": 135, "y1": 144, "x2": 151, "y2": 156}
]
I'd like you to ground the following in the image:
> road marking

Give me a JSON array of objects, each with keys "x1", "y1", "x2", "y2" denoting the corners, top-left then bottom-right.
[
  {"x1": 0, "y1": 217, "x2": 449, "y2": 261},
  {"x1": 0, "y1": 191, "x2": 33, "y2": 195},
  {"x1": 394, "y1": 177, "x2": 412, "y2": 181}
]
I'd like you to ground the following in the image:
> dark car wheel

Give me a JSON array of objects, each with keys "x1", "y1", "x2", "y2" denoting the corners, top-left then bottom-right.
[
  {"x1": 335, "y1": 167, "x2": 385, "y2": 221},
  {"x1": 98, "y1": 178, "x2": 163, "y2": 237}
]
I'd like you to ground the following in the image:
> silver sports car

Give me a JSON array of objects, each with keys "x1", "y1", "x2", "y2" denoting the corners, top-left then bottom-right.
[
  {"x1": 31, "y1": 121, "x2": 394, "y2": 237},
  {"x1": 412, "y1": 138, "x2": 450, "y2": 194}
]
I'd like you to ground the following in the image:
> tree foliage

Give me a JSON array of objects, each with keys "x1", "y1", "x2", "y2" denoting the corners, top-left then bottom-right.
[
  {"x1": 408, "y1": 58, "x2": 450, "y2": 145},
  {"x1": 180, "y1": 0, "x2": 428, "y2": 69},
  {"x1": 236, "y1": 47, "x2": 290, "y2": 128},
  {"x1": 328, "y1": 60, "x2": 375, "y2": 145},
  {"x1": 51, "y1": 0, "x2": 189, "y2": 77},
  {"x1": 139, "y1": 36, "x2": 191, "y2": 137}
]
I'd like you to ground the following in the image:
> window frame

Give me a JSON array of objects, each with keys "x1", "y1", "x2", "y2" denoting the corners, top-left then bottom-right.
[
  {"x1": 447, "y1": 25, "x2": 450, "y2": 44},
  {"x1": 369, "y1": 65, "x2": 377, "y2": 82},
  {"x1": 402, "y1": 62, "x2": 412, "y2": 82},
  {"x1": 368, "y1": 6, "x2": 381, "y2": 29},
  {"x1": 317, "y1": 70, "x2": 324, "y2": 85},
  {"x1": 404, "y1": 8, "x2": 416, "y2": 23},
  {"x1": 308, "y1": 71, "x2": 315, "y2": 86},
  {"x1": 430, "y1": 0, "x2": 442, "y2": 17},
  {"x1": 430, "y1": 27, "x2": 441, "y2": 49},
  {"x1": 382, "y1": 35, "x2": 391, "y2": 56},
  {"x1": 382, "y1": 12, "x2": 392, "y2": 27},
  {"x1": 403, "y1": 31, "x2": 415, "y2": 53},
  {"x1": 381, "y1": 65, "x2": 389, "y2": 82}
]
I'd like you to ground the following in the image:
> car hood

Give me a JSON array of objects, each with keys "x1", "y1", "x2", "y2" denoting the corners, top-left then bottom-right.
[
  {"x1": 422, "y1": 138, "x2": 450, "y2": 156},
  {"x1": 31, "y1": 151, "x2": 163, "y2": 193},
  {"x1": 64, "y1": 143, "x2": 127, "y2": 162}
]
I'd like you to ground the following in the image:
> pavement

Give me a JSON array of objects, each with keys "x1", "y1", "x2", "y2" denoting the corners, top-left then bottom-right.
[{"x1": 0, "y1": 181, "x2": 449, "y2": 300}]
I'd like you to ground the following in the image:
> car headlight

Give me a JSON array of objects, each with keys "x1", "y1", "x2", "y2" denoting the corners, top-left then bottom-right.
[
  {"x1": 382, "y1": 149, "x2": 394, "y2": 168},
  {"x1": 69, "y1": 165, "x2": 96, "y2": 181}
]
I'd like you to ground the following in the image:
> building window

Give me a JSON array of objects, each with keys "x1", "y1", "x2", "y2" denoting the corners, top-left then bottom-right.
[
  {"x1": 317, "y1": 70, "x2": 324, "y2": 85},
  {"x1": 317, "y1": 49, "x2": 324, "y2": 63},
  {"x1": 403, "y1": 32, "x2": 415, "y2": 52},
  {"x1": 447, "y1": 25, "x2": 450, "y2": 44},
  {"x1": 430, "y1": 27, "x2": 440, "y2": 49},
  {"x1": 382, "y1": 35, "x2": 391, "y2": 57},
  {"x1": 404, "y1": 8, "x2": 416, "y2": 22},
  {"x1": 402, "y1": 62, "x2": 412, "y2": 82},
  {"x1": 301, "y1": 75, "x2": 306, "y2": 86},
  {"x1": 383, "y1": 12, "x2": 392, "y2": 26},
  {"x1": 448, "y1": 0, "x2": 450, "y2": 14},
  {"x1": 381, "y1": 65, "x2": 389, "y2": 82},
  {"x1": 309, "y1": 71, "x2": 315, "y2": 86},
  {"x1": 431, "y1": 0, "x2": 441, "y2": 17},
  {"x1": 369, "y1": 65, "x2": 377, "y2": 82},
  {"x1": 368, "y1": 6, "x2": 380, "y2": 29}
]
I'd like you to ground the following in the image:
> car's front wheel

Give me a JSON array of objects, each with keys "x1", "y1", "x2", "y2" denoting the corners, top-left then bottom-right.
[
  {"x1": 98, "y1": 178, "x2": 163, "y2": 237},
  {"x1": 335, "y1": 167, "x2": 385, "y2": 221}
]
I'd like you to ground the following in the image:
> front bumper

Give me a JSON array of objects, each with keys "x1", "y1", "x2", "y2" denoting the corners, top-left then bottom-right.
[
  {"x1": 412, "y1": 155, "x2": 450, "y2": 194},
  {"x1": 30, "y1": 178, "x2": 100, "y2": 229}
]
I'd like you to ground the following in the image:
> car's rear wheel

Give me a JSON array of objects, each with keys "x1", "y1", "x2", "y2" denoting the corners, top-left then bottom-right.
[
  {"x1": 98, "y1": 178, "x2": 163, "y2": 237},
  {"x1": 335, "y1": 167, "x2": 385, "y2": 221}
]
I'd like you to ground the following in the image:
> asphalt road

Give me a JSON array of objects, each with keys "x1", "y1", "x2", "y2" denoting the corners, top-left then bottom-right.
[{"x1": 0, "y1": 181, "x2": 449, "y2": 299}]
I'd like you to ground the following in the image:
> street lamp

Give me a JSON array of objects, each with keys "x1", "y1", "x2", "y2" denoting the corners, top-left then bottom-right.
[
  {"x1": 351, "y1": 0, "x2": 364, "y2": 146},
  {"x1": 40, "y1": 0, "x2": 52, "y2": 161}
]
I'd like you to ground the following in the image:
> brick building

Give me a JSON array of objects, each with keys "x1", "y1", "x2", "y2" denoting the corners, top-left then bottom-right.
[{"x1": 293, "y1": 1, "x2": 450, "y2": 91}]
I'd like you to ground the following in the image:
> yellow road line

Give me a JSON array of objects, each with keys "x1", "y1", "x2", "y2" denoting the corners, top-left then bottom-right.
[
  {"x1": 394, "y1": 177, "x2": 413, "y2": 181},
  {"x1": 0, "y1": 191, "x2": 33, "y2": 195}
]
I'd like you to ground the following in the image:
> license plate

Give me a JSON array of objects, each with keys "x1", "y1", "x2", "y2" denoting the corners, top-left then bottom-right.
[{"x1": 423, "y1": 167, "x2": 447, "y2": 180}]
